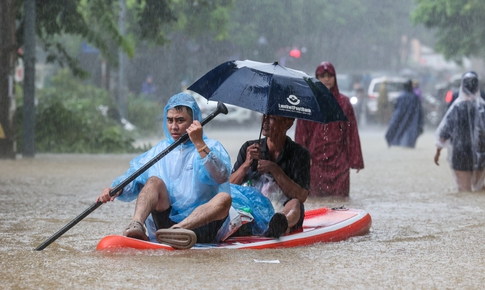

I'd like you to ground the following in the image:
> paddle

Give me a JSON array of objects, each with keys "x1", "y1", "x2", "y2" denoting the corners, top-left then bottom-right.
[{"x1": 35, "y1": 102, "x2": 228, "y2": 251}]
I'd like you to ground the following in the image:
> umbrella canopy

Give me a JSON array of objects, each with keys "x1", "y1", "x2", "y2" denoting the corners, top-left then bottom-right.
[{"x1": 187, "y1": 60, "x2": 348, "y2": 124}]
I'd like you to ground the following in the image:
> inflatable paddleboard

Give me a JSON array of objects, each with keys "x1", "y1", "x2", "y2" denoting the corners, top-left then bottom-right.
[{"x1": 96, "y1": 207, "x2": 371, "y2": 251}]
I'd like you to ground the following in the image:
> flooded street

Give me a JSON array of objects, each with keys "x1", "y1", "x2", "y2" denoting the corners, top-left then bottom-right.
[{"x1": 1, "y1": 125, "x2": 485, "y2": 289}]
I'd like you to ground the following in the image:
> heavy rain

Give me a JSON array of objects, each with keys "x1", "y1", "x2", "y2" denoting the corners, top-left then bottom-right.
[{"x1": 1, "y1": 0, "x2": 485, "y2": 289}]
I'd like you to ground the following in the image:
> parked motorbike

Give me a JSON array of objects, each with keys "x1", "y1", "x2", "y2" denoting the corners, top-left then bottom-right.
[{"x1": 421, "y1": 93, "x2": 444, "y2": 127}]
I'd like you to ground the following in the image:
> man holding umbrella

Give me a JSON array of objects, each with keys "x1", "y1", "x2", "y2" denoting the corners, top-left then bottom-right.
[
  {"x1": 230, "y1": 115, "x2": 311, "y2": 238},
  {"x1": 187, "y1": 59, "x2": 347, "y2": 237}
]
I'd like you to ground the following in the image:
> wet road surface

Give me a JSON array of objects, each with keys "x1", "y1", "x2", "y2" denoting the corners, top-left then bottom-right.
[{"x1": 1, "y1": 125, "x2": 485, "y2": 289}]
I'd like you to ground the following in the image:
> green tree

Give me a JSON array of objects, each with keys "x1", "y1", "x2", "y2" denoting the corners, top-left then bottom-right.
[
  {"x1": 122, "y1": 0, "x2": 236, "y2": 100},
  {"x1": 0, "y1": 0, "x2": 17, "y2": 158},
  {"x1": 226, "y1": 0, "x2": 429, "y2": 73},
  {"x1": 412, "y1": 0, "x2": 485, "y2": 61},
  {"x1": 14, "y1": 69, "x2": 139, "y2": 153},
  {"x1": 0, "y1": 0, "x2": 234, "y2": 158}
]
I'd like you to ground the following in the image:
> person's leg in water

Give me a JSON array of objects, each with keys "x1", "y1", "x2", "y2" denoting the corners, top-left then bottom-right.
[
  {"x1": 454, "y1": 170, "x2": 472, "y2": 192},
  {"x1": 283, "y1": 198, "x2": 301, "y2": 230},
  {"x1": 174, "y1": 192, "x2": 231, "y2": 230},
  {"x1": 265, "y1": 198, "x2": 303, "y2": 238},
  {"x1": 124, "y1": 176, "x2": 170, "y2": 240},
  {"x1": 471, "y1": 170, "x2": 485, "y2": 191}
]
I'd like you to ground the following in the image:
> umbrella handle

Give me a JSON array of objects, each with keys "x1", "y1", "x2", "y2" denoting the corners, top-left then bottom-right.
[
  {"x1": 34, "y1": 102, "x2": 228, "y2": 251},
  {"x1": 251, "y1": 117, "x2": 265, "y2": 171},
  {"x1": 251, "y1": 115, "x2": 266, "y2": 171},
  {"x1": 251, "y1": 159, "x2": 258, "y2": 171}
]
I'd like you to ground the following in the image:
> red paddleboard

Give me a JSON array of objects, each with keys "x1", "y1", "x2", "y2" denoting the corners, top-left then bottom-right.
[{"x1": 96, "y1": 207, "x2": 371, "y2": 251}]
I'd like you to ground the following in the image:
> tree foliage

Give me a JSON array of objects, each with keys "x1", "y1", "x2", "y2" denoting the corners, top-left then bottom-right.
[
  {"x1": 227, "y1": 0, "x2": 429, "y2": 73},
  {"x1": 0, "y1": 0, "x2": 236, "y2": 156},
  {"x1": 168, "y1": 0, "x2": 235, "y2": 40},
  {"x1": 412, "y1": 0, "x2": 485, "y2": 61},
  {"x1": 13, "y1": 0, "x2": 235, "y2": 73},
  {"x1": 14, "y1": 0, "x2": 180, "y2": 76},
  {"x1": 14, "y1": 69, "x2": 140, "y2": 153},
  {"x1": 3, "y1": 0, "x2": 447, "y2": 155}
]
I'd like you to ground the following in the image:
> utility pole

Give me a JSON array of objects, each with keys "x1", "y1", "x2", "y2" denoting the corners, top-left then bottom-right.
[
  {"x1": 22, "y1": 0, "x2": 36, "y2": 157},
  {"x1": 118, "y1": 0, "x2": 126, "y2": 119}
]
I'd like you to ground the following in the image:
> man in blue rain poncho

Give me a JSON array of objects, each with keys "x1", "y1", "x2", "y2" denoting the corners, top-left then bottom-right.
[{"x1": 96, "y1": 93, "x2": 232, "y2": 249}]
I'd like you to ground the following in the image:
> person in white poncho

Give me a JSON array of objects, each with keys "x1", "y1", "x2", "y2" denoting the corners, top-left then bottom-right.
[{"x1": 434, "y1": 72, "x2": 485, "y2": 192}]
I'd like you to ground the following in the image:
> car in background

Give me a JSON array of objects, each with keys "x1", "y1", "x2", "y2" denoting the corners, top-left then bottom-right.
[
  {"x1": 337, "y1": 73, "x2": 362, "y2": 109},
  {"x1": 366, "y1": 76, "x2": 407, "y2": 116},
  {"x1": 189, "y1": 91, "x2": 257, "y2": 125},
  {"x1": 337, "y1": 73, "x2": 367, "y2": 123},
  {"x1": 337, "y1": 74, "x2": 353, "y2": 93}
]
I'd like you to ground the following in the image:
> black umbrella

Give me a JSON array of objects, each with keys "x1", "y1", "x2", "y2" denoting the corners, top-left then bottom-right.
[
  {"x1": 189, "y1": 59, "x2": 348, "y2": 170},
  {"x1": 187, "y1": 59, "x2": 348, "y2": 124}
]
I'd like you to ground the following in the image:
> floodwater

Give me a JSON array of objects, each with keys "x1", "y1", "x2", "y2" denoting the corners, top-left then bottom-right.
[{"x1": 1, "y1": 125, "x2": 485, "y2": 289}]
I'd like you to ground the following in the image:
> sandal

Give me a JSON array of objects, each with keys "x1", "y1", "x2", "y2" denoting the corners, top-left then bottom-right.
[
  {"x1": 123, "y1": 220, "x2": 149, "y2": 241},
  {"x1": 156, "y1": 227, "x2": 197, "y2": 249},
  {"x1": 264, "y1": 212, "x2": 288, "y2": 239}
]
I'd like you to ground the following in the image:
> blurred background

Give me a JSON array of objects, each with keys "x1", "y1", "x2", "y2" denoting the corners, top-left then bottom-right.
[{"x1": 1, "y1": 0, "x2": 485, "y2": 157}]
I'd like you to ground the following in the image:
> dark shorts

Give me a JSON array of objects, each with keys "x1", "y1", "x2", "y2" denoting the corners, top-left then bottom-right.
[{"x1": 151, "y1": 207, "x2": 226, "y2": 244}]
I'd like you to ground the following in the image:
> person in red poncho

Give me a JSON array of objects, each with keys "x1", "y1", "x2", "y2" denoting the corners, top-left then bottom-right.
[{"x1": 295, "y1": 61, "x2": 364, "y2": 197}]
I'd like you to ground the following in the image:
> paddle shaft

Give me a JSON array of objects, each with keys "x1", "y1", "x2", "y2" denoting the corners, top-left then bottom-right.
[{"x1": 34, "y1": 102, "x2": 228, "y2": 251}]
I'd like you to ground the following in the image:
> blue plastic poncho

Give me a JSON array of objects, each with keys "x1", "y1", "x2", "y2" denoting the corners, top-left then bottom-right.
[
  {"x1": 385, "y1": 85, "x2": 424, "y2": 148},
  {"x1": 229, "y1": 184, "x2": 275, "y2": 235},
  {"x1": 112, "y1": 92, "x2": 231, "y2": 222}
]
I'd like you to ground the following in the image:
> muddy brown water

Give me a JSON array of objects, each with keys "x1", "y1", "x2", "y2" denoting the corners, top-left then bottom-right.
[{"x1": 1, "y1": 126, "x2": 485, "y2": 289}]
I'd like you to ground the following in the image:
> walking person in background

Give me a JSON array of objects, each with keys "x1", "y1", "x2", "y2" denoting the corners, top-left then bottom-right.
[
  {"x1": 385, "y1": 79, "x2": 424, "y2": 148},
  {"x1": 140, "y1": 74, "x2": 157, "y2": 100},
  {"x1": 295, "y1": 61, "x2": 364, "y2": 197},
  {"x1": 377, "y1": 80, "x2": 392, "y2": 125},
  {"x1": 434, "y1": 71, "x2": 485, "y2": 192}
]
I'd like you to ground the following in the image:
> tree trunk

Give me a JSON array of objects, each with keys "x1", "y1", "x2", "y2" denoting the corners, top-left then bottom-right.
[
  {"x1": 0, "y1": 0, "x2": 17, "y2": 159},
  {"x1": 118, "y1": 0, "x2": 127, "y2": 119},
  {"x1": 22, "y1": 0, "x2": 36, "y2": 157}
]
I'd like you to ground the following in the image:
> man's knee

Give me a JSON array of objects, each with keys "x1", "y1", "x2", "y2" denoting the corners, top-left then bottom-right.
[
  {"x1": 146, "y1": 176, "x2": 163, "y2": 185},
  {"x1": 285, "y1": 198, "x2": 301, "y2": 211},
  {"x1": 144, "y1": 176, "x2": 170, "y2": 210},
  {"x1": 216, "y1": 192, "x2": 232, "y2": 215},
  {"x1": 144, "y1": 176, "x2": 167, "y2": 192}
]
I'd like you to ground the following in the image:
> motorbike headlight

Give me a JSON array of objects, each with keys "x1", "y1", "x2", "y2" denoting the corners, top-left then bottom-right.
[{"x1": 350, "y1": 96, "x2": 358, "y2": 105}]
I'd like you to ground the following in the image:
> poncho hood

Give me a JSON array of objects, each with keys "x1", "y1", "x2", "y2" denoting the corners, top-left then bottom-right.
[
  {"x1": 315, "y1": 61, "x2": 341, "y2": 98},
  {"x1": 162, "y1": 92, "x2": 204, "y2": 143}
]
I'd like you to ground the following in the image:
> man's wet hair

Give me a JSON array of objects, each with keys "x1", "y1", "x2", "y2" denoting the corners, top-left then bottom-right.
[{"x1": 172, "y1": 105, "x2": 193, "y2": 120}]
